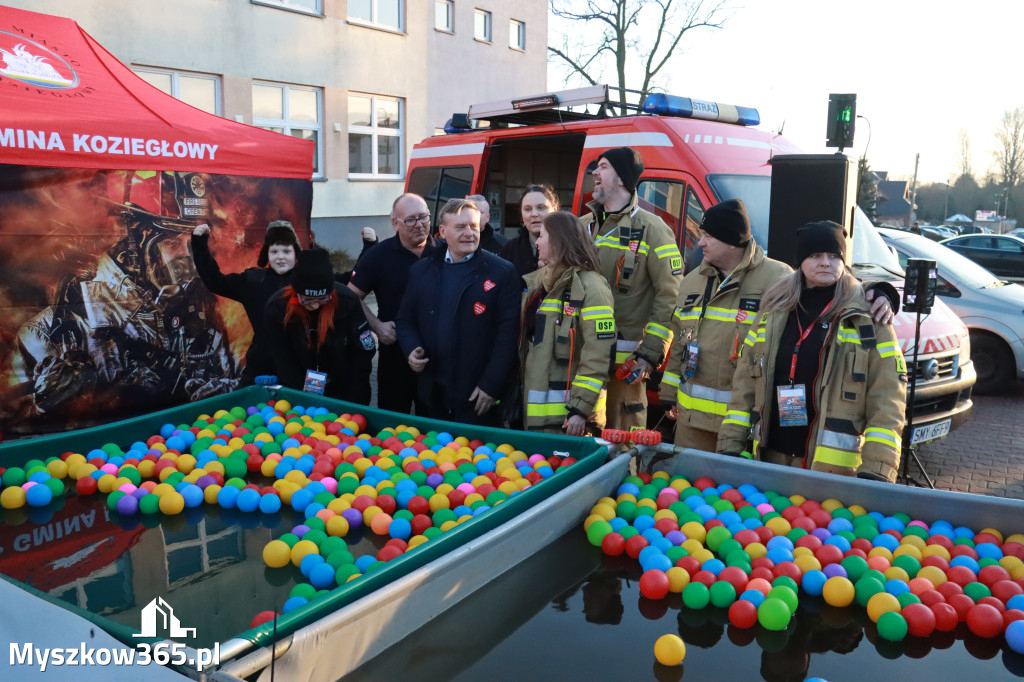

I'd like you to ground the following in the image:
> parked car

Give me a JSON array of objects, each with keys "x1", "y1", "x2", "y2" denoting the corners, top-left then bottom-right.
[
  {"x1": 880, "y1": 228, "x2": 1024, "y2": 393},
  {"x1": 940, "y1": 234, "x2": 1024, "y2": 281},
  {"x1": 1009, "y1": 227, "x2": 1024, "y2": 239},
  {"x1": 920, "y1": 225, "x2": 953, "y2": 242}
]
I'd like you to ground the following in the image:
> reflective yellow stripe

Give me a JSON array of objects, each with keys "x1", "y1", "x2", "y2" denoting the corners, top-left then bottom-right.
[
  {"x1": 674, "y1": 308, "x2": 699, "y2": 322},
  {"x1": 814, "y1": 445, "x2": 862, "y2": 469},
  {"x1": 662, "y1": 372, "x2": 681, "y2": 388},
  {"x1": 837, "y1": 330, "x2": 862, "y2": 344},
  {"x1": 654, "y1": 244, "x2": 681, "y2": 258},
  {"x1": 743, "y1": 328, "x2": 765, "y2": 347},
  {"x1": 572, "y1": 376, "x2": 604, "y2": 394},
  {"x1": 526, "y1": 403, "x2": 569, "y2": 417},
  {"x1": 865, "y1": 427, "x2": 901, "y2": 448},
  {"x1": 877, "y1": 342, "x2": 899, "y2": 358},
  {"x1": 581, "y1": 306, "x2": 613, "y2": 319},
  {"x1": 677, "y1": 390, "x2": 728, "y2": 417},
  {"x1": 614, "y1": 351, "x2": 632, "y2": 365},
  {"x1": 595, "y1": 238, "x2": 650, "y2": 255},
  {"x1": 722, "y1": 410, "x2": 750, "y2": 427},
  {"x1": 539, "y1": 302, "x2": 561, "y2": 313},
  {"x1": 644, "y1": 323, "x2": 671, "y2": 341}
]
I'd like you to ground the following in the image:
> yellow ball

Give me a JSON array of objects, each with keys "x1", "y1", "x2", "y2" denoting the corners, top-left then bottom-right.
[
  {"x1": 866, "y1": 592, "x2": 901, "y2": 623},
  {"x1": 46, "y1": 460, "x2": 69, "y2": 479},
  {"x1": 916, "y1": 565, "x2": 947, "y2": 587},
  {"x1": 262, "y1": 540, "x2": 291, "y2": 568},
  {"x1": 407, "y1": 535, "x2": 429, "y2": 549},
  {"x1": 794, "y1": 554, "x2": 822, "y2": 574},
  {"x1": 681, "y1": 521, "x2": 707, "y2": 543},
  {"x1": 820, "y1": 498, "x2": 844, "y2": 513},
  {"x1": 822, "y1": 576, "x2": 855, "y2": 607},
  {"x1": 158, "y1": 492, "x2": 185, "y2": 515},
  {"x1": 653, "y1": 634, "x2": 686, "y2": 666},
  {"x1": 666, "y1": 567, "x2": 690, "y2": 593},
  {"x1": 290, "y1": 539, "x2": 320, "y2": 567},
  {"x1": 1, "y1": 486, "x2": 27, "y2": 509},
  {"x1": 326, "y1": 516, "x2": 350, "y2": 537}
]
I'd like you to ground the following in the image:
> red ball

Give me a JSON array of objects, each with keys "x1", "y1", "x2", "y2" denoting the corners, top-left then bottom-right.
[
  {"x1": 637, "y1": 473, "x2": 653, "y2": 484},
  {"x1": 992, "y1": 579, "x2": 1024, "y2": 604},
  {"x1": 754, "y1": 526, "x2": 775, "y2": 545},
  {"x1": 247, "y1": 455, "x2": 266, "y2": 472},
  {"x1": 947, "y1": 593, "x2": 976, "y2": 622},
  {"x1": 720, "y1": 489, "x2": 744, "y2": 504},
  {"x1": 1004, "y1": 609, "x2": 1024, "y2": 628},
  {"x1": 385, "y1": 538, "x2": 408, "y2": 552},
  {"x1": 795, "y1": 534, "x2": 823, "y2": 551},
  {"x1": 693, "y1": 476, "x2": 715, "y2": 490},
  {"x1": 676, "y1": 556, "x2": 701, "y2": 575},
  {"x1": 375, "y1": 494, "x2": 397, "y2": 515},
  {"x1": 919, "y1": 590, "x2": 945, "y2": 607},
  {"x1": 921, "y1": 554, "x2": 950, "y2": 571},
  {"x1": 949, "y1": 544, "x2": 979, "y2": 560},
  {"x1": 751, "y1": 557, "x2": 775, "y2": 571},
  {"x1": 559, "y1": 457, "x2": 577, "y2": 468},
  {"x1": 814, "y1": 544, "x2": 844, "y2": 567},
  {"x1": 791, "y1": 516, "x2": 817, "y2": 532},
  {"x1": 733, "y1": 529, "x2": 760, "y2": 547},
  {"x1": 946, "y1": 565, "x2": 977, "y2": 587},
  {"x1": 250, "y1": 610, "x2": 278, "y2": 629},
  {"x1": 475, "y1": 484, "x2": 496, "y2": 498},
  {"x1": 75, "y1": 476, "x2": 99, "y2": 495},
  {"x1": 525, "y1": 472, "x2": 543, "y2": 484},
  {"x1": 780, "y1": 506, "x2": 806, "y2": 522},
  {"x1": 447, "y1": 489, "x2": 467, "y2": 508},
  {"x1": 692, "y1": 570, "x2": 717, "y2": 587},
  {"x1": 728, "y1": 599, "x2": 758, "y2": 629},
  {"x1": 350, "y1": 495, "x2": 375, "y2": 512},
  {"x1": 639, "y1": 569, "x2": 671, "y2": 600},
  {"x1": 931, "y1": 602, "x2": 958, "y2": 631},
  {"x1": 773, "y1": 561, "x2": 803, "y2": 584},
  {"x1": 654, "y1": 518, "x2": 680, "y2": 535},
  {"x1": 850, "y1": 539, "x2": 873, "y2": 555},
  {"x1": 601, "y1": 532, "x2": 626, "y2": 556},
  {"x1": 974, "y1": 532, "x2": 1002, "y2": 546},
  {"x1": 844, "y1": 548, "x2": 869, "y2": 560},
  {"x1": 800, "y1": 499, "x2": 822, "y2": 514},
  {"x1": 966, "y1": 604, "x2": 1004, "y2": 638},
  {"x1": 1003, "y1": 542, "x2": 1024, "y2": 560},
  {"x1": 978, "y1": 564, "x2": 1011, "y2": 587},
  {"x1": 936, "y1": 581, "x2": 964, "y2": 599},
  {"x1": 978, "y1": 596, "x2": 1006, "y2": 613},
  {"x1": 407, "y1": 496, "x2": 430, "y2": 516},
  {"x1": 902, "y1": 603, "x2": 936, "y2": 637},
  {"x1": 377, "y1": 545, "x2": 404, "y2": 562},
  {"x1": 749, "y1": 567, "x2": 775, "y2": 583},
  {"x1": 925, "y1": 534, "x2": 954, "y2": 550},
  {"x1": 625, "y1": 535, "x2": 649, "y2": 559},
  {"x1": 704, "y1": 519, "x2": 725, "y2": 531},
  {"x1": 409, "y1": 514, "x2": 432, "y2": 536},
  {"x1": 809, "y1": 510, "x2": 833, "y2": 528},
  {"x1": 718, "y1": 566, "x2": 750, "y2": 595}
]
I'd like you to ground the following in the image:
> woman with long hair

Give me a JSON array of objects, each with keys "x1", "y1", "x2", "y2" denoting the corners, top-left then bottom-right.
[
  {"x1": 520, "y1": 211, "x2": 616, "y2": 435},
  {"x1": 500, "y1": 184, "x2": 559, "y2": 277},
  {"x1": 717, "y1": 221, "x2": 907, "y2": 483},
  {"x1": 263, "y1": 248, "x2": 375, "y2": 403}
]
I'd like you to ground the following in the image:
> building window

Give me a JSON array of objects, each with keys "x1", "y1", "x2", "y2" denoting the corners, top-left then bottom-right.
[
  {"x1": 134, "y1": 67, "x2": 221, "y2": 116},
  {"x1": 252, "y1": 82, "x2": 323, "y2": 177},
  {"x1": 349, "y1": 0, "x2": 403, "y2": 31},
  {"x1": 435, "y1": 0, "x2": 454, "y2": 32},
  {"x1": 509, "y1": 19, "x2": 525, "y2": 50},
  {"x1": 474, "y1": 9, "x2": 491, "y2": 42},
  {"x1": 348, "y1": 94, "x2": 403, "y2": 178},
  {"x1": 251, "y1": 0, "x2": 321, "y2": 16}
]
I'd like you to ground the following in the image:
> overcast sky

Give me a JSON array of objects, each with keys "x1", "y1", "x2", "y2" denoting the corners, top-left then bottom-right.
[{"x1": 548, "y1": 0, "x2": 1024, "y2": 185}]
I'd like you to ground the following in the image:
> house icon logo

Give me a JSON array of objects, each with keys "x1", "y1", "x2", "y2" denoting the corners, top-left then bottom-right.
[{"x1": 133, "y1": 597, "x2": 197, "y2": 638}]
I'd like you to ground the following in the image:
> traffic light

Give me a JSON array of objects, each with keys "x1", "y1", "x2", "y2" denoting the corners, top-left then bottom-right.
[{"x1": 826, "y1": 93, "x2": 856, "y2": 149}]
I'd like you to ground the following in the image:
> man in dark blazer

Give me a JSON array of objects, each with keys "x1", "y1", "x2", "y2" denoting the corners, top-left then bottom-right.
[{"x1": 396, "y1": 198, "x2": 520, "y2": 426}]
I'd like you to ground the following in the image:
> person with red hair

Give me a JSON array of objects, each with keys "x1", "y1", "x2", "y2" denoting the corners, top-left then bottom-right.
[{"x1": 264, "y1": 248, "x2": 375, "y2": 403}]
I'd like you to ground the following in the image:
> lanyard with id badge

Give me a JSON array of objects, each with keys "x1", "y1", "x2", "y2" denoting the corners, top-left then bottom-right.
[
  {"x1": 684, "y1": 273, "x2": 733, "y2": 379},
  {"x1": 302, "y1": 323, "x2": 327, "y2": 395},
  {"x1": 778, "y1": 301, "x2": 833, "y2": 427}
]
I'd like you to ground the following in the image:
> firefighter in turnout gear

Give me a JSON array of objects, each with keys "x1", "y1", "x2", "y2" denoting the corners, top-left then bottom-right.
[
  {"x1": 716, "y1": 221, "x2": 907, "y2": 483},
  {"x1": 521, "y1": 212, "x2": 616, "y2": 435},
  {"x1": 579, "y1": 147, "x2": 682, "y2": 430}
]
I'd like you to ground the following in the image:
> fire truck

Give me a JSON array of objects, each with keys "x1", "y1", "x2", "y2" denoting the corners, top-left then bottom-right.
[{"x1": 405, "y1": 85, "x2": 975, "y2": 445}]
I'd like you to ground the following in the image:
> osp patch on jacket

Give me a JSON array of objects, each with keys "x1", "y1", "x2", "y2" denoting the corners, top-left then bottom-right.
[{"x1": 473, "y1": 302, "x2": 486, "y2": 315}]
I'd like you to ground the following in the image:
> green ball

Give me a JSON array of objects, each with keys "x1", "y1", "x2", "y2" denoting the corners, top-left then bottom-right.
[
  {"x1": 303, "y1": 530, "x2": 328, "y2": 547},
  {"x1": 305, "y1": 518, "x2": 326, "y2": 532},
  {"x1": 705, "y1": 526, "x2": 732, "y2": 553},
  {"x1": 586, "y1": 520, "x2": 613, "y2": 547},
  {"x1": 757, "y1": 597, "x2": 791, "y2": 631},
  {"x1": 290, "y1": 583, "x2": 317, "y2": 600},
  {"x1": 44, "y1": 478, "x2": 65, "y2": 497},
  {"x1": 725, "y1": 551, "x2": 752, "y2": 569},
  {"x1": 831, "y1": 507, "x2": 855, "y2": 521},
  {"x1": 771, "y1": 577, "x2": 799, "y2": 594},
  {"x1": 314, "y1": 492, "x2": 336, "y2": 507},
  {"x1": 666, "y1": 546, "x2": 689, "y2": 564},
  {"x1": 892, "y1": 554, "x2": 921, "y2": 577},
  {"x1": 712, "y1": 499, "x2": 736, "y2": 514},
  {"x1": 366, "y1": 560, "x2": 387, "y2": 574},
  {"x1": 325, "y1": 548, "x2": 355, "y2": 568},
  {"x1": 963, "y1": 581, "x2": 991, "y2": 602},
  {"x1": 718, "y1": 539, "x2": 743, "y2": 559},
  {"x1": 876, "y1": 611, "x2": 908, "y2": 641},
  {"x1": 319, "y1": 537, "x2": 345, "y2": 557},
  {"x1": 978, "y1": 557, "x2": 1000, "y2": 568},
  {"x1": 634, "y1": 506, "x2": 655, "y2": 519},
  {"x1": 619, "y1": 526, "x2": 639, "y2": 541},
  {"x1": 841, "y1": 555, "x2": 869, "y2": 582},
  {"x1": 738, "y1": 506, "x2": 762, "y2": 521},
  {"x1": 855, "y1": 576, "x2": 885, "y2": 607},
  {"x1": 394, "y1": 509, "x2": 413, "y2": 521},
  {"x1": 336, "y1": 477, "x2": 359, "y2": 495},
  {"x1": 786, "y1": 528, "x2": 808, "y2": 543},
  {"x1": 709, "y1": 580, "x2": 737, "y2": 608},
  {"x1": 682, "y1": 582, "x2": 710, "y2": 610},
  {"x1": 897, "y1": 592, "x2": 921, "y2": 608},
  {"x1": 107, "y1": 490, "x2": 126, "y2": 510},
  {"x1": 767, "y1": 586, "x2": 798, "y2": 615},
  {"x1": 138, "y1": 494, "x2": 161, "y2": 514},
  {"x1": 423, "y1": 527, "x2": 442, "y2": 540},
  {"x1": 616, "y1": 501, "x2": 638, "y2": 522},
  {"x1": 335, "y1": 564, "x2": 360, "y2": 584},
  {"x1": 903, "y1": 525, "x2": 928, "y2": 540},
  {"x1": 119, "y1": 467, "x2": 142, "y2": 486},
  {"x1": 432, "y1": 509, "x2": 456, "y2": 527},
  {"x1": 279, "y1": 533, "x2": 300, "y2": 548}
]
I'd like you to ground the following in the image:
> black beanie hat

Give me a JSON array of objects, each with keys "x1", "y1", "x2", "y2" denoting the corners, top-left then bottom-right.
[
  {"x1": 599, "y1": 147, "x2": 644, "y2": 195},
  {"x1": 796, "y1": 221, "x2": 847, "y2": 264},
  {"x1": 701, "y1": 198, "x2": 751, "y2": 247},
  {"x1": 292, "y1": 248, "x2": 334, "y2": 297},
  {"x1": 257, "y1": 220, "x2": 301, "y2": 267}
]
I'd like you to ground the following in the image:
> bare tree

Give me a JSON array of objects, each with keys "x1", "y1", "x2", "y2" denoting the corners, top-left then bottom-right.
[
  {"x1": 993, "y1": 107, "x2": 1024, "y2": 189},
  {"x1": 957, "y1": 129, "x2": 973, "y2": 179},
  {"x1": 549, "y1": 0, "x2": 729, "y2": 111}
]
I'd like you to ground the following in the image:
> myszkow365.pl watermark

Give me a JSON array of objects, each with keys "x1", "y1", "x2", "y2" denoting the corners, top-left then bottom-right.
[{"x1": 9, "y1": 597, "x2": 220, "y2": 672}]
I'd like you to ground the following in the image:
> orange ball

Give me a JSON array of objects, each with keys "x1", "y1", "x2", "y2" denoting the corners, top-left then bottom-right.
[
  {"x1": 867, "y1": 555, "x2": 891, "y2": 573},
  {"x1": 370, "y1": 512, "x2": 393, "y2": 535}
]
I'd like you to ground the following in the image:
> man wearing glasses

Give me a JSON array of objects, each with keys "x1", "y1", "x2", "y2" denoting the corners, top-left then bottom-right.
[
  {"x1": 397, "y1": 198, "x2": 520, "y2": 426},
  {"x1": 348, "y1": 193, "x2": 438, "y2": 413}
]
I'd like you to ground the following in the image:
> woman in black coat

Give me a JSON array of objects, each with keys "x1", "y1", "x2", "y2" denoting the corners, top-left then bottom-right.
[{"x1": 499, "y1": 184, "x2": 559, "y2": 277}]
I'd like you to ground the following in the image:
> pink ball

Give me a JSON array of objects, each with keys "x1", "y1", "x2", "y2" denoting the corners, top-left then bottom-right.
[
  {"x1": 21, "y1": 481, "x2": 37, "y2": 490},
  {"x1": 118, "y1": 483, "x2": 138, "y2": 494},
  {"x1": 658, "y1": 488, "x2": 680, "y2": 500},
  {"x1": 457, "y1": 482, "x2": 476, "y2": 494},
  {"x1": 101, "y1": 463, "x2": 119, "y2": 475},
  {"x1": 756, "y1": 503, "x2": 775, "y2": 515},
  {"x1": 528, "y1": 454, "x2": 546, "y2": 465},
  {"x1": 320, "y1": 477, "x2": 338, "y2": 494},
  {"x1": 908, "y1": 520, "x2": 929, "y2": 531}
]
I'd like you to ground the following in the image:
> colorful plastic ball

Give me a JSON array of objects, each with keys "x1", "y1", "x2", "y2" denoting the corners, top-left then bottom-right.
[
  {"x1": 158, "y1": 492, "x2": 185, "y2": 515},
  {"x1": 250, "y1": 611, "x2": 278, "y2": 629},
  {"x1": 930, "y1": 602, "x2": 959, "y2": 631},
  {"x1": 681, "y1": 581, "x2": 711, "y2": 610},
  {"x1": 728, "y1": 598, "x2": 759, "y2": 629},
  {"x1": 282, "y1": 596, "x2": 308, "y2": 614},
  {"x1": 236, "y1": 488, "x2": 261, "y2": 512},
  {"x1": 822, "y1": 576, "x2": 855, "y2": 607},
  {"x1": 259, "y1": 494, "x2": 283, "y2": 514},
  {"x1": 653, "y1": 634, "x2": 686, "y2": 666},
  {"x1": 263, "y1": 540, "x2": 292, "y2": 568},
  {"x1": 867, "y1": 592, "x2": 902, "y2": 623},
  {"x1": 24, "y1": 484, "x2": 53, "y2": 508},
  {"x1": 901, "y1": 602, "x2": 936, "y2": 637},
  {"x1": 0, "y1": 486, "x2": 27, "y2": 510},
  {"x1": 640, "y1": 570, "x2": 671, "y2": 600},
  {"x1": 1007, "y1": 619, "x2": 1024, "y2": 654},
  {"x1": 876, "y1": 611, "x2": 908, "y2": 641},
  {"x1": 757, "y1": 597, "x2": 791, "y2": 631},
  {"x1": 709, "y1": 580, "x2": 738, "y2": 608},
  {"x1": 966, "y1": 603, "x2": 1004, "y2": 638},
  {"x1": 309, "y1": 562, "x2": 337, "y2": 590},
  {"x1": 116, "y1": 494, "x2": 139, "y2": 515},
  {"x1": 602, "y1": 532, "x2": 626, "y2": 556},
  {"x1": 801, "y1": 570, "x2": 827, "y2": 596}
]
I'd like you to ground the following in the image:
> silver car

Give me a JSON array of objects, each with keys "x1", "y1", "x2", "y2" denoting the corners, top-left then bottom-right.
[{"x1": 879, "y1": 227, "x2": 1024, "y2": 393}]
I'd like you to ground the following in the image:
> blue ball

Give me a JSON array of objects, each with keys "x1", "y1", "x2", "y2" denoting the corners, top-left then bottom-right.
[
  {"x1": 633, "y1": 515, "x2": 656, "y2": 533},
  {"x1": 87, "y1": 448, "x2": 108, "y2": 462},
  {"x1": 354, "y1": 554, "x2": 376, "y2": 573},
  {"x1": 693, "y1": 504, "x2": 717, "y2": 522},
  {"x1": 651, "y1": 537, "x2": 673, "y2": 554},
  {"x1": 453, "y1": 505, "x2": 474, "y2": 518},
  {"x1": 824, "y1": 535, "x2": 852, "y2": 553},
  {"x1": 472, "y1": 505, "x2": 490, "y2": 515},
  {"x1": 290, "y1": 488, "x2": 315, "y2": 512},
  {"x1": 701, "y1": 558, "x2": 726, "y2": 576},
  {"x1": 160, "y1": 423, "x2": 176, "y2": 439},
  {"x1": 740, "y1": 589, "x2": 766, "y2": 607},
  {"x1": 872, "y1": 533, "x2": 900, "y2": 552},
  {"x1": 258, "y1": 494, "x2": 282, "y2": 514},
  {"x1": 267, "y1": 421, "x2": 284, "y2": 436},
  {"x1": 641, "y1": 553, "x2": 673, "y2": 573},
  {"x1": 300, "y1": 553, "x2": 325, "y2": 577},
  {"x1": 638, "y1": 545, "x2": 663, "y2": 565},
  {"x1": 767, "y1": 536, "x2": 795, "y2": 551},
  {"x1": 282, "y1": 596, "x2": 308, "y2": 614},
  {"x1": 641, "y1": 528, "x2": 665, "y2": 544},
  {"x1": 181, "y1": 485, "x2": 204, "y2": 508},
  {"x1": 718, "y1": 510, "x2": 742, "y2": 527},
  {"x1": 885, "y1": 579, "x2": 911, "y2": 596},
  {"x1": 953, "y1": 526, "x2": 974, "y2": 539},
  {"x1": 389, "y1": 517, "x2": 412, "y2": 540},
  {"x1": 827, "y1": 518, "x2": 853, "y2": 534},
  {"x1": 949, "y1": 555, "x2": 981, "y2": 574},
  {"x1": 1007, "y1": 619, "x2": 1024, "y2": 655},
  {"x1": 236, "y1": 488, "x2": 261, "y2": 512},
  {"x1": 309, "y1": 562, "x2": 336, "y2": 590},
  {"x1": 25, "y1": 484, "x2": 53, "y2": 507},
  {"x1": 801, "y1": 570, "x2": 827, "y2": 596},
  {"x1": 304, "y1": 503, "x2": 327, "y2": 520},
  {"x1": 435, "y1": 432, "x2": 453, "y2": 445},
  {"x1": 975, "y1": 543, "x2": 1004, "y2": 560},
  {"x1": 217, "y1": 486, "x2": 240, "y2": 509},
  {"x1": 28, "y1": 471, "x2": 51, "y2": 483},
  {"x1": 742, "y1": 517, "x2": 764, "y2": 530},
  {"x1": 766, "y1": 547, "x2": 794, "y2": 565},
  {"x1": 1007, "y1": 594, "x2": 1024, "y2": 612},
  {"x1": 617, "y1": 482, "x2": 641, "y2": 497},
  {"x1": 609, "y1": 517, "x2": 629, "y2": 532}
]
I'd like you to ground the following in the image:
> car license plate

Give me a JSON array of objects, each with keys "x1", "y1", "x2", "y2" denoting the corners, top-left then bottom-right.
[{"x1": 911, "y1": 418, "x2": 951, "y2": 445}]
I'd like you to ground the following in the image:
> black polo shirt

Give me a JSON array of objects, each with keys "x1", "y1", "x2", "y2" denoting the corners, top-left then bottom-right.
[{"x1": 350, "y1": 235, "x2": 437, "y2": 322}]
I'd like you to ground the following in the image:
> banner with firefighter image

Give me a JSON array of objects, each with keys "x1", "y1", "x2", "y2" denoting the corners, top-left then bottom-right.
[{"x1": 0, "y1": 164, "x2": 312, "y2": 438}]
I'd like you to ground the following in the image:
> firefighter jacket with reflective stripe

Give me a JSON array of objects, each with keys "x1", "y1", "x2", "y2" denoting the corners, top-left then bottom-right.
[
  {"x1": 716, "y1": 288, "x2": 908, "y2": 482},
  {"x1": 520, "y1": 266, "x2": 617, "y2": 431},
  {"x1": 579, "y1": 194, "x2": 682, "y2": 367},
  {"x1": 659, "y1": 241, "x2": 792, "y2": 434}
]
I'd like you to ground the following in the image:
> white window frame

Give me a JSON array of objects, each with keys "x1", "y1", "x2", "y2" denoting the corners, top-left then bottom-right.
[
  {"x1": 348, "y1": 93, "x2": 404, "y2": 180},
  {"x1": 474, "y1": 9, "x2": 492, "y2": 43},
  {"x1": 133, "y1": 66, "x2": 222, "y2": 116},
  {"x1": 252, "y1": 81, "x2": 324, "y2": 179},
  {"x1": 348, "y1": 0, "x2": 405, "y2": 32},
  {"x1": 251, "y1": 0, "x2": 322, "y2": 17},
  {"x1": 435, "y1": 0, "x2": 454, "y2": 33},
  {"x1": 509, "y1": 19, "x2": 525, "y2": 50}
]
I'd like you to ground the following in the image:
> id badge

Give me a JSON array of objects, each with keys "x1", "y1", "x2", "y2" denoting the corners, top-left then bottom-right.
[
  {"x1": 683, "y1": 343, "x2": 700, "y2": 379},
  {"x1": 303, "y1": 369, "x2": 327, "y2": 395},
  {"x1": 777, "y1": 384, "x2": 808, "y2": 426}
]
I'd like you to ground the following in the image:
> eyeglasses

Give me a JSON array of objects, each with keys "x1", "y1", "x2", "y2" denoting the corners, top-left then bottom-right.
[
  {"x1": 297, "y1": 292, "x2": 334, "y2": 306},
  {"x1": 399, "y1": 213, "x2": 431, "y2": 227}
]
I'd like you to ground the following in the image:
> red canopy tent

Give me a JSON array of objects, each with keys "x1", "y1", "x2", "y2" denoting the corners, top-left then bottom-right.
[{"x1": 0, "y1": 4, "x2": 313, "y2": 177}]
